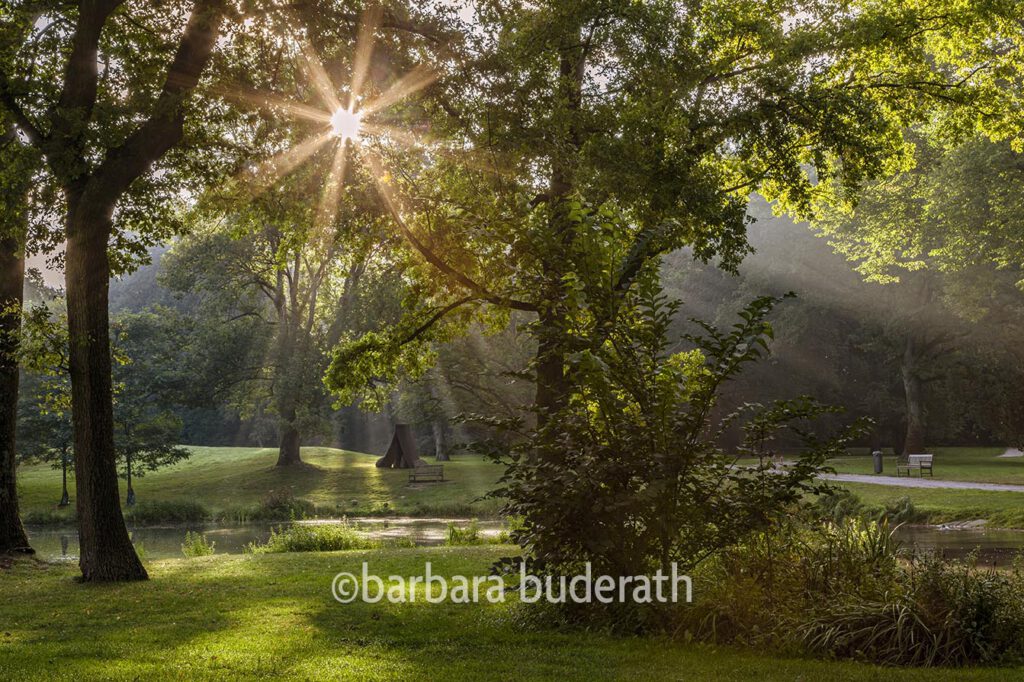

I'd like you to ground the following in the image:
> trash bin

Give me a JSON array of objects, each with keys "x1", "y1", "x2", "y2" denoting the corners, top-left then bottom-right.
[{"x1": 872, "y1": 450, "x2": 883, "y2": 474}]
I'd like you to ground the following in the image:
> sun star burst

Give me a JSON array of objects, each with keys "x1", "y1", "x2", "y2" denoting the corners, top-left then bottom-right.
[
  {"x1": 222, "y1": 6, "x2": 446, "y2": 240},
  {"x1": 330, "y1": 106, "x2": 363, "y2": 142}
]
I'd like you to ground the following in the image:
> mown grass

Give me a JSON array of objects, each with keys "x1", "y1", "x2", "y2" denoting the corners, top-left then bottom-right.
[
  {"x1": 835, "y1": 483, "x2": 1024, "y2": 528},
  {"x1": 2, "y1": 548, "x2": 1021, "y2": 681},
  {"x1": 828, "y1": 447, "x2": 1022, "y2": 484},
  {"x1": 824, "y1": 447, "x2": 1024, "y2": 527},
  {"x1": 17, "y1": 446, "x2": 504, "y2": 525}
]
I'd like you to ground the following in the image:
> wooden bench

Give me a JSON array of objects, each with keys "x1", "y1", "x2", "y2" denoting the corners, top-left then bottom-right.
[
  {"x1": 409, "y1": 465, "x2": 445, "y2": 483},
  {"x1": 896, "y1": 453, "x2": 933, "y2": 477}
]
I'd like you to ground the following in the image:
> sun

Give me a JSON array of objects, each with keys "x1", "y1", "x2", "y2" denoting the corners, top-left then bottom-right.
[
  {"x1": 221, "y1": 6, "x2": 439, "y2": 232},
  {"x1": 330, "y1": 106, "x2": 363, "y2": 142}
]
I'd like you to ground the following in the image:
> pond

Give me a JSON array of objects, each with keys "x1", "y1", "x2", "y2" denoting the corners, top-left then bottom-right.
[
  {"x1": 893, "y1": 524, "x2": 1024, "y2": 566},
  {"x1": 26, "y1": 520, "x2": 1024, "y2": 566},
  {"x1": 26, "y1": 517, "x2": 508, "y2": 563}
]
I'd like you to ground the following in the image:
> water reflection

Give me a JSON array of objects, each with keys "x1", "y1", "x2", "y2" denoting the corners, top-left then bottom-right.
[
  {"x1": 27, "y1": 517, "x2": 507, "y2": 562},
  {"x1": 26, "y1": 520, "x2": 1024, "y2": 566},
  {"x1": 893, "y1": 525, "x2": 1024, "y2": 566}
]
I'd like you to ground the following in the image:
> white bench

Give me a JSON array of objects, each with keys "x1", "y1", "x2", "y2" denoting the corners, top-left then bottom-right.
[{"x1": 896, "y1": 453, "x2": 933, "y2": 477}]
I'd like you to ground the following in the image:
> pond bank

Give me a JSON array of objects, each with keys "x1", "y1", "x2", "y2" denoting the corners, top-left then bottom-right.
[
  {"x1": 25, "y1": 517, "x2": 1024, "y2": 565},
  {"x1": 25, "y1": 517, "x2": 508, "y2": 562}
]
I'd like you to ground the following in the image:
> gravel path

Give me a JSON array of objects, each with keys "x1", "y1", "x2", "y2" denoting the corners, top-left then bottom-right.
[{"x1": 822, "y1": 473, "x2": 1024, "y2": 493}]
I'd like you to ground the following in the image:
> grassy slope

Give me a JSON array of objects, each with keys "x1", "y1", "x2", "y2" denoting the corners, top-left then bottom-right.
[
  {"x1": 18, "y1": 447, "x2": 504, "y2": 520},
  {"x1": 1, "y1": 547, "x2": 1019, "y2": 681},
  {"x1": 20, "y1": 445, "x2": 1024, "y2": 527},
  {"x1": 825, "y1": 448, "x2": 1024, "y2": 527}
]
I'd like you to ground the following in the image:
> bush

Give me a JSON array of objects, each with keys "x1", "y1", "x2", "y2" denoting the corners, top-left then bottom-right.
[
  {"x1": 490, "y1": 292, "x2": 866, "y2": 583},
  {"x1": 247, "y1": 521, "x2": 379, "y2": 554},
  {"x1": 446, "y1": 520, "x2": 483, "y2": 545},
  {"x1": 181, "y1": 531, "x2": 215, "y2": 558},
  {"x1": 815, "y1": 489, "x2": 924, "y2": 527},
  {"x1": 680, "y1": 519, "x2": 1024, "y2": 667},
  {"x1": 875, "y1": 496, "x2": 924, "y2": 525},
  {"x1": 125, "y1": 500, "x2": 210, "y2": 525},
  {"x1": 247, "y1": 489, "x2": 318, "y2": 521},
  {"x1": 814, "y1": 488, "x2": 865, "y2": 523},
  {"x1": 803, "y1": 553, "x2": 1024, "y2": 666}
]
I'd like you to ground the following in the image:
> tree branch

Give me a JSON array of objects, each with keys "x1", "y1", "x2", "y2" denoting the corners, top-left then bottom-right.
[
  {"x1": 398, "y1": 296, "x2": 477, "y2": 346},
  {"x1": 0, "y1": 72, "x2": 46, "y2": 147},
  {"x1": 368, "y1": 153, "x2": 537, "y2": 312},
  {"x1": 85, "y1": 0, "x2": 226, "y2": 206},
  {"x1": 43, "y1": 0, "x2": 125, "y2": 179}
]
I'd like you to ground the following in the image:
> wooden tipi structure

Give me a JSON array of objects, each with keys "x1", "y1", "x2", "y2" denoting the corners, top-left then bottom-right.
[{"x1": 375, "y1": 423, "x2": 426, "y2": 469}]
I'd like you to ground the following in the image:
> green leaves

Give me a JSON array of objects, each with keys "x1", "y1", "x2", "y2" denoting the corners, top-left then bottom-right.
[{"x1": 490, "y1": 273, "x2": 862, "y2": 596}]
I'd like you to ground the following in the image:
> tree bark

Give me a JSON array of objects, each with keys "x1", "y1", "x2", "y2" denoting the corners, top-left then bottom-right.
[
  {"x1": 901, "y1": 334, "x2": 927, "y2": 455},
  {"x1": 432, "y1": 420, "x2": 449, "y2": 461},
  {"x1": 0, "y1": 0, "x2": 223, "y2": 580},
  {"x1": 273, "y1": 326, "x2": 305, "y2": 466},
  {"x1": 65, "y1": 199, "x2": 146, "y2": 581},
  {"x1": 276, "y1": 413, "x2": 302, "y2": 466},
  {"x1": 0, "y1": 229, "x2": 31, "y2": 554},
  {"x1": 533, "y1": 44, "x2": 584, "y2": 427},
  {"x1": 534, "y1": 328, "x2": 568, "y2": 426}
]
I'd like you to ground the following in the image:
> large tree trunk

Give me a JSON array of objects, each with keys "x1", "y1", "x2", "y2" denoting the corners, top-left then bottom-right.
[
  {"x1": 274, "y1": 328, "x2": 304, "y2": 467},
  {"x1": 276, "y1": 413, "x2": 302, "y2": 466},
  {"x1": 534, "y1": 329, "x2": 568, "y2": 427},
  {"x1": 65, "y1": 202, "x2": 146, "y2": 581},
  {"x1": 901, "y1": 334, "x2": 927, "y2": 455},
  {"x1": 0, "y1": 230, "x2": 31, "y2": 554},
  {"x1": 532, "y1": 46, "x2": 582, "y2": 427}
]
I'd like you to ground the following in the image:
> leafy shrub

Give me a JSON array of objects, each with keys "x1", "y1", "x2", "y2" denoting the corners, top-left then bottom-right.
[
  {"x1": 125, "y1": 500, "x2": 210, "y2": 525},
  {"x1": 814, "y1": 488, "x2": 865, "y2": 523},
  {"x1": 446, "y1": 520, "x2": 483, "y2": 545},
  {"x1": 247, "y1": 489, "x2": 317, "y2": 521},
  {"x1": 875, "y1": 496, "x2": 923, "y2": 525},
  {"x1": 489, "y1": 292, "x2": 866, "y2": 583},
  {"x1": 803, "y1": 599, "x2": 943, "y2": 665},
  {"x1": 815, "y1": 489, "x2": 924, "y2": 526},
  {"x1": 684, "y1": 519, "x2": 900, "y2": 647},
  {"x1": 801, "y1": 519, "x2": 903, "y2": 594},
  {"x1": 181, "y1": 531, "x2": 215, "y2": 558},
  {"x1": 247, "y1": 521, "x2": 378, "y2": 554}
]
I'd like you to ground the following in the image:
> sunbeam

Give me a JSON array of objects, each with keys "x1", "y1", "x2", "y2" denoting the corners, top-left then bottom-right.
[
  {"x1": 360, "y1": 65, "x2": 438, "y2": 116},
  {"x1": 364, "y1": 122, "x2": 514, "y2": 178},
  {"x1": 316, "y1": 143, "x2": 349, "y2": 231},
  {"x1": 330, "y1": 106, "x2": 363, "y2": 141},
  {"x1": 213, "y1": 84, "x2": 332, "y2": 124},
  {"x1": 239, "y1": 130, "x2": 334, "y2": 194},
  {"x1": 220, "y1": 4, "x2": 442, "y2": 244},
  {"x1": 301, "y1": 40, "x2": 343, "y2": 113},
  {"x1": 350, "y1": 4, "x2": 383, "y2": 105}
]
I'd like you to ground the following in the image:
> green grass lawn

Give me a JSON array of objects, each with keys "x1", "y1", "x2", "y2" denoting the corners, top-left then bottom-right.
[
  {"x1": 835, "y1": 483, "x2": 1024, "y2": 528},
  {"x1": 2, "y1": 547, "x2": 1020, "y2": 681},
  {"x1": 823, "y1": 447, "x2": 1024, "y2": 527},
  {"x1": 828, "y1": 447, "x2": 1022, "y2": 484},
  {"x1": 17, "y1": 447, "x2": 504, "y2": 523}
]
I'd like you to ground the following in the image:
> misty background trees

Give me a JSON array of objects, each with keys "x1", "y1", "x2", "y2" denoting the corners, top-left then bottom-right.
[{"x1": 52, "y1": 187, "x2": 1021, "y2": 462}]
